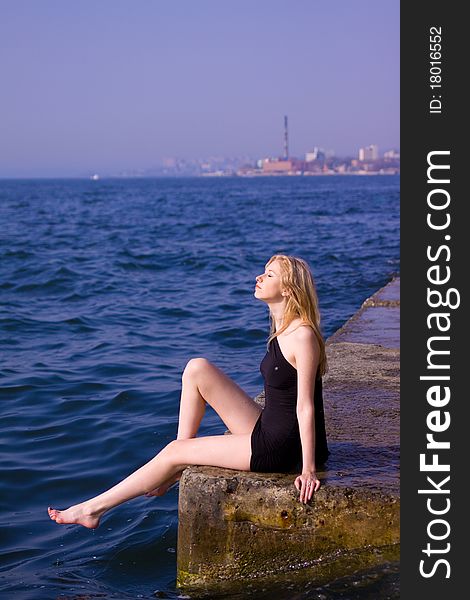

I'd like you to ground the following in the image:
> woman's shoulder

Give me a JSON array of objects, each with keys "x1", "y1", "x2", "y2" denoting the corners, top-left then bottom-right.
[
  {"x1": 282, "y1": 322, "x2": 316, "y2": 350},
  {"x1": 286, "y1": 320, "x2": 315, "y2": 340},
  {"x1": 290, "y1": 322, "x2": 321, "y2": 354}
]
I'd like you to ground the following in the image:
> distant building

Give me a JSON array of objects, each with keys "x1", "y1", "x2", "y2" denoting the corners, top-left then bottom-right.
[
  {"x1": 384, "y1": 149, "x2": 400, "y2": 160},
  {"x1": 305, "y1": 147, "x2": 325, "y2": 163},
  {"x1": 359, "y1": 145, "x2": 379, "y2": 161},
  {"x1": 304, "y1": 148, "x2": 326, "y2": 173},
  {"x1": 305, "y1": 151, "x2": 317, "y2": 163},
  {"x1": 262, "y1": 159, "x2": 293, "y2": 173}
]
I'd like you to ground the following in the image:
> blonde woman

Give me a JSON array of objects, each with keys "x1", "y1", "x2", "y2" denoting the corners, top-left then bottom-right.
[{"x1": 48, "y1": 255, "x2": 329, "y2": 529}]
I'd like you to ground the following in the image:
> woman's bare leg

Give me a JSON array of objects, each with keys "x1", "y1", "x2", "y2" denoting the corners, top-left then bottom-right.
[
  {"x1": 178, "y1": 358, "x2": 262, "y2": 435},
  {"x1": 48, "y1": 433, "x2": 252, "y2": 529},
  {"x1": 48, "y1": 357, "x2": 260, "y2": 523},
  {"x1": 146, "y1": 358, "x2": 262, "y2": 496},
  {"x1": 144, "y1": 467, "x2": 182, "y2": 497},
  {"x1": 48, "y1": 441, "x2": 178, "y2": 528}
]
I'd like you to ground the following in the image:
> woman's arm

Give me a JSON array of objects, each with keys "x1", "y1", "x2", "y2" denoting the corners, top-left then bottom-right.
[{"x1": 293, "y1": 326, "x2": 321, "y2": 503}]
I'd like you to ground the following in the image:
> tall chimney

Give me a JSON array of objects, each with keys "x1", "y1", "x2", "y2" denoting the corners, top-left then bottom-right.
[{"x1": 284, "y1": 115, "x2": 289, "y2": 160}]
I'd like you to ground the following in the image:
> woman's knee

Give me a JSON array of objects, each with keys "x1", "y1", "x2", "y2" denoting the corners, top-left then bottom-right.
[
  {"x1": 160, "y1": 439, "x2": 180, "y2": 461},
  {"x1": 182, "y1": 357, "x2": 211, "y2": 381},
  {"x1": 165, "y1": 439, "x2": 189, "y2": 469}
]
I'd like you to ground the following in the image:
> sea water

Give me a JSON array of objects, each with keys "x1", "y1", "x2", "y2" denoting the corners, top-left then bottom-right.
[{"x1": 0, "y1": 175, "x2": 399, "y2": 598}]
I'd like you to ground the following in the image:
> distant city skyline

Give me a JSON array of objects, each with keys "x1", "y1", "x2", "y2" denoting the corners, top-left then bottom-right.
[
  {"x1": 0, "y1": 1, "x2": 399, "y2": 178},
  {"x1": 104, "y1": 141, "x2": 399, "y2": 179}
]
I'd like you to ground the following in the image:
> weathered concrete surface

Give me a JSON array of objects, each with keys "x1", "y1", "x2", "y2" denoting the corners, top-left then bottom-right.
[
  {"x1": 176, "y1": 277, "x2": 400, "y2": 589},
  {"x1": 328, "y1": 276, "x2": 399, "y2": 349}
]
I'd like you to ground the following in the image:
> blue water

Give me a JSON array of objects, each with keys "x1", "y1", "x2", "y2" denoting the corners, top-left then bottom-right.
[{"x1": 0, "y1": 176, "x2": 399, "y2": 599}]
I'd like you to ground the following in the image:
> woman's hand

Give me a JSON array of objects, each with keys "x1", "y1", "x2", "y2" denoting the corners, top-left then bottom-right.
[{"x1": 294, "y1": 472, "x2": 321, "y2": 504}]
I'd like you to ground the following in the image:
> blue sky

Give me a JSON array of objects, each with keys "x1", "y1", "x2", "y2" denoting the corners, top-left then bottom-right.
[{"x1": 0, "y1": 1, "x2": 399, "y2": 176}]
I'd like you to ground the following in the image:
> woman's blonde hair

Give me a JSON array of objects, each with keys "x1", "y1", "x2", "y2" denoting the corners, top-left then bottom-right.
[{"x1": 266, "y1": 254, "x2": 327, "y2": 377}]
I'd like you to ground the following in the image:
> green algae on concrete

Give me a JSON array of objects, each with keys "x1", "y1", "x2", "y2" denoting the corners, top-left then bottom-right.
[
  {"x1": 177, "y1": 467, "x2": 399, "y2": 588},
  {"x1": 179, "y1": 546, "x2": 399, "y2": 597},
  {"x1": 176, "y1": 277, "x2": 400, "y2": 588}
]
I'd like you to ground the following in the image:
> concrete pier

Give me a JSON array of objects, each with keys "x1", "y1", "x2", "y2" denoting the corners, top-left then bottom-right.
[{"x1": 176, "y1": 277, "x2": 400, "y2": 590}]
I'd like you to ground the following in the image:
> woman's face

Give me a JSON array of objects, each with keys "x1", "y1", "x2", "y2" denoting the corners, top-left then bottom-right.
[{"x1": 254, "y1": 260, "x2": 285, "y2": 302}]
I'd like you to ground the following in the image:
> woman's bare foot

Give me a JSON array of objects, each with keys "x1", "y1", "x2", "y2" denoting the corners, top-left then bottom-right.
[
  {"x1": 48, "y1": 502, "x2": 103, "y2": 529},
  {"x1": 145, "y1": 470, "x2": 184, "y2": 497}
]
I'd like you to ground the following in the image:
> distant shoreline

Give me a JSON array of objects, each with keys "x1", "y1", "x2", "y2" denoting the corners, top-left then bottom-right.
[
  {"x1": 0, "y1": 172, "x2": 400, "y2": 181},
  {"x1": 204, "y1": 170, "x2": 400, "y2": 178}
]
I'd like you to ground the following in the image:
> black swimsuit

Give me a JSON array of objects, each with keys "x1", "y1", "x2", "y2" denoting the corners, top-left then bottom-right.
[{"x1": 249, "y1": 336, "x2": 329, "y2": 473}]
